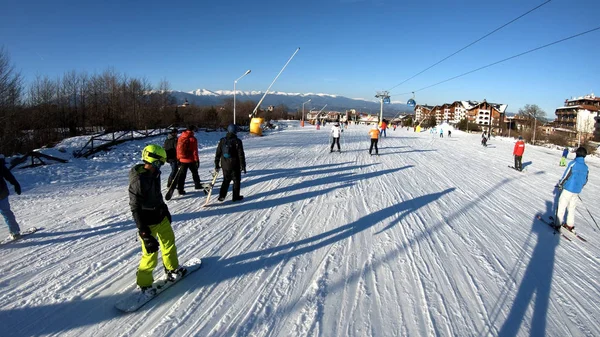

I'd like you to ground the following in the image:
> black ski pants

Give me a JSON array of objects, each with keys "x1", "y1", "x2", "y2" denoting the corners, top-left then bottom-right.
[
  {"x1": 177, "y1": 162, "x2": 201, "y2": 191},
  {"x1": 369, "y1": 139, "x2": 379, "y2": 154},
  {"x1": 330, "y1": 137, "x2": 340, "y2": 151},
  {"x1": 219, "y1": 168, "x2": 241, "y2": 200},
  {"x1": 514, "y1": 155, "x2": 523, "y2": 171}
]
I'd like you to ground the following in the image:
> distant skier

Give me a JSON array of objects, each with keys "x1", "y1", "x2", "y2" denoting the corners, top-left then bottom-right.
[
  {"x1": 554, "y1": 147, "x2": 589, "y2": 232},
  {"x1": 163, "y1": 128, "x2": 179, "y2": 188},
  {"x1": 176, "y1": 125, "x2": 202, "y2": 195},
  {"x1": 330, "y1": 123, "x2": 342, "y2": 152},
  {"x1": 369, "y1": 125, "x2": 380, "y2": 155},
  {"x1": 316, "y1": 120, "x2": 321, "y2": 130},
  {"x1": 0, "y1": 154, "x2": 22, "y2": 240},
  {"x1": 215, "y1": 124, "x2": 247, "y2": 202},
  {"x1": 380, "y1": 120, "x2": 387, "y2": 137},
  {"x1": 513, "y1": 136, "x2": 525, "y2": 171},
  {"x1": 560, "y1": 147, "x2": 569, "y2": 167},
  {"x1": 439, "y1": 128, "x2": 444, "y2": 138},
  {"x1": 448, "y1": 130, "x2": 452, "y2": 137},
  {"x1": 129, "y1": 144, "x2": 186, "y2": 294},
  {"x1": 481, "y1": 132, "x2": 488, "y2": 147}
]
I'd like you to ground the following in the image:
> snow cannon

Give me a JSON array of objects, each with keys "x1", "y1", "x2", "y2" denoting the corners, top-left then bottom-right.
[{"x1": 250, "y1": 117, "x2": 264, "y2": 136}]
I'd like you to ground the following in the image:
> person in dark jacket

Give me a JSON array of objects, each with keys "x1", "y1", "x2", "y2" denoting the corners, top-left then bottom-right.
[
  {"x1": 163, "y1": 128, "x2": 179, "y2": 188},
  {"x1": 215, "y1": 124, "x2": 246, "y2": 202},
  {"x1": 554, "y1": 147, "x2": 589, "y2": 232},
  {"x1": 129, "y1": 144, "x2": 185, "y2": 294},
  {"x1": 0, "y1": 154, "x2": 22, "y2": 239},
  {"x1": 176, "y1": 125, "x2": 202, "y2": 195}
]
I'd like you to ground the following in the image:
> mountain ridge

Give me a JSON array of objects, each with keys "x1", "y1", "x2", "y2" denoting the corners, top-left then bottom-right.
[{"x1": 170, "y1": 89, "x2": 414, "y2": 115}]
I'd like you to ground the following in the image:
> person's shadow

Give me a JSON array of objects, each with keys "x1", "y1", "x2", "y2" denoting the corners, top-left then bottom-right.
[{"x1": 497, "y1": 200, "x2": 560, "y2": 336}]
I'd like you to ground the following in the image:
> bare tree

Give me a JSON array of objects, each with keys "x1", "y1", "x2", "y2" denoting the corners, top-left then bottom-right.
[
  {"x1": 518, "y1": 104, "x2": 546, "y2": 143},
  {"x1": 0, "y1": 47, "x2": 24, "y2": 154}
]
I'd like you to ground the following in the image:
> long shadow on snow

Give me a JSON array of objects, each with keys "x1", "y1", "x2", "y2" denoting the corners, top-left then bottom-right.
[
  {"x1": 181, "y1": 166, "x2": 413, "y2": 219},
  {"x1": 490, "y1": 201, "x2": 559, "y2": 336},
  {"x1": 2, "y1": 221, "x2": 133, "y2": 248},
  {"x1": 0, "y1": 187, "x2": 453, "y2": 336},
  {"x1": 0, "y1": 174, "x2": 530, "y2": 335},
  {"x1": 242, "y1": 162, "x2": 375, "y2": 189}
]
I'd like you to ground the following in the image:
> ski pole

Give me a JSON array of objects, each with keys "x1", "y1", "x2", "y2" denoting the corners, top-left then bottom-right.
[{"x1": 578, "y1": 195, "x2": 599, "y2": 231}]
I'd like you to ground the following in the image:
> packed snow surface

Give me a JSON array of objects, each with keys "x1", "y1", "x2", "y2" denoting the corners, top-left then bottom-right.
[{"x1": 1, "y1": 121, "x2": 599, "y2": 337}]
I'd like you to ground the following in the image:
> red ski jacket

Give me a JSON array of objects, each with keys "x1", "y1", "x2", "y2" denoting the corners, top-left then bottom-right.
[
  {"x1": 513, "y1": 140, "x2": 525, "y2": 156},
  {"x1": 176, "y1": 130, "x2": 199, "y2": 163}
]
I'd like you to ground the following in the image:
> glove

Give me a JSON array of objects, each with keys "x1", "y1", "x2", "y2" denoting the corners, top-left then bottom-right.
[
  {"x1": 139, "y1": 231, "x2": 159, "y2": 253},
  {"x1": 14, "y1": 183, "x2": 21, "y2": 195},
  {"x1": 215, "y1": 165, "x2": 220, "y2": 172},
  {"x1": 242, "y1": 167, "x2": 247, "y2": 174},
  {"x1": 195, "y1": 161, "x2": 200, "y2": 169}
]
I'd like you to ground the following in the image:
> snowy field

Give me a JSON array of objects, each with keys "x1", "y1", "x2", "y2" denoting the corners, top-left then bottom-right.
[{"x1": 1, "y1": 121, "x2": 599, "y2": 337}]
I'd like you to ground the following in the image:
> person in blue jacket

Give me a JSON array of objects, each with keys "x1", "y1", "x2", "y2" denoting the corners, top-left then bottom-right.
[
  {"x1": 559, "y1": 147, "x2": 569, "y2": 166},
  {"x1": 555, "y1": 147, "x2": 589, "y2": 232}
]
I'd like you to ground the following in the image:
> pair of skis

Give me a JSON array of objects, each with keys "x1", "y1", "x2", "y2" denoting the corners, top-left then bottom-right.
[{"x1": 536, "y1": 215, "x2": 587, "y2": 242}]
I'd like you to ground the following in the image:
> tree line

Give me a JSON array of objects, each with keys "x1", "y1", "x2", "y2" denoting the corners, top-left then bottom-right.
[{"x1": 0, "y1": 47, "x2": 295, "y2": 156}]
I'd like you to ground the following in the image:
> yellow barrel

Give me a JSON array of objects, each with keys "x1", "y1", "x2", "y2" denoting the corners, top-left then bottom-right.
[
  {"x1": 416, "y1": 125, "x2": 421, "y2": 133},
  {"x1": 250, "y1": 117, "x2": 264, "y2": 136}
]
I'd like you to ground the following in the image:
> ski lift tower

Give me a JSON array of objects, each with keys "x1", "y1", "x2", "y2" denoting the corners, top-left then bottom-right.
[{"x1": 375, "y1": 91, "x2": 390, "y2": 124}]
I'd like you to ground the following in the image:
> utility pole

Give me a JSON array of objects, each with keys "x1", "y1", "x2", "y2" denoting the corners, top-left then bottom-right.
[{"x1": 375, "y1": 91, "x2": 390, "y2": 123}]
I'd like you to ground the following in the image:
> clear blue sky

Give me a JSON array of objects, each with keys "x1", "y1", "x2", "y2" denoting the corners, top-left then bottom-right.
[{"x1": 2, "y1": 0, "x2": 599, "y2": 115}]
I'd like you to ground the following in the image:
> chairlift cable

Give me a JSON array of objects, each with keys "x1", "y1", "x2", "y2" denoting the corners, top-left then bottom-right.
[
  {"x1": 387, "y1": 0, "x2": 552, "y2": 93},
  {"x1": 395, "y1": 25, "x2": 600, "y2": 96}
]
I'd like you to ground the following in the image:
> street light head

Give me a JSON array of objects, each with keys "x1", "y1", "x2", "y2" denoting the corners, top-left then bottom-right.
[{"x1": 245, "y1": 69, "x2": 251, "y2": 75}]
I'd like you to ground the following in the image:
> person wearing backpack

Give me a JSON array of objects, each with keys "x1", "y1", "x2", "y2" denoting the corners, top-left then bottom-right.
[
  {"x1": 176, "y1": 125, "x2": 202, "y2": 195},
  {"x1": 215, "y1": 124, "x2": 246, "y2": 202},
  {"x1": 163, "y1": 128, "x2": 179, "y2": 188}
]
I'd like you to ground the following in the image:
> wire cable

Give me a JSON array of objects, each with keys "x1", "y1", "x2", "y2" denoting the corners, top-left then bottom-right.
[
  {"x1": 387, "y1": 0, "x2": 552, "y2": 92},
  {"x1": 395, "y1": 26, "x2": 600, "y2": 96}
]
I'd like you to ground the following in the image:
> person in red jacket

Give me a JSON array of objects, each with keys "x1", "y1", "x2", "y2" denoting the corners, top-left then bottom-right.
[
  {"x1": 176, "y1": 125, "x2": 202, "y2": 195},
  {"x1": 513, "y1": 136, "x2": 526, "y2": 171}
]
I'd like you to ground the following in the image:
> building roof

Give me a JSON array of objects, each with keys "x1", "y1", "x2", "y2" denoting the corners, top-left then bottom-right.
[
  {"x1": 460, "y1": 101, "x2": 508, "y2": 113},
  {"x1": 556, "y1": 105, "x2": 599, "y2": 111},
  {"x1": 566, "y1": 93, "x2": 600, "y2": 103}
]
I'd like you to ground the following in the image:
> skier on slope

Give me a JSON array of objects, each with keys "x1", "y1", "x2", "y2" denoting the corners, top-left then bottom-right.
[
  {"x1": 559, "y1": 147, "x2": 569, "y2": 167},
  {"x1": 163, "y1": 128, "x2": 179, "y2": 188},
  {"x1": 215, "y1": 124, "x2": 247, "y2": 202},
  {"x1": 0, "y1": 154, "x2": 22, "y2": 240},
  {"x1": 369, "y1": 124, "x2": 380, "y2": 155},
  {"x1": 176, "y1": 125, "x2": 202, "y2": 195},
  {"x1": 330, "y1": 122, "x2": 342, "y2": 152},
  {"x1": 554, "y1": 146, "x2": 589, "y2": 232},
  {"x1": 513, "y1": 136, "x2": 525, "y2": 171},
  {"x1": 129, "y1": 144, "x2": 186, "y2": 294},
  {"x1": 380, "y1": 120, "x2": 388, "y2": 138}
]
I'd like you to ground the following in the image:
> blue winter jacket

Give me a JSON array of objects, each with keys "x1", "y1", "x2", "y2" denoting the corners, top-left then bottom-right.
[
  {"x1": 558, "y1": 157, "x2": 588, "y2": 193},
  {"x1": 562, "y1": 148, "x2": 569, "y2": 157}
]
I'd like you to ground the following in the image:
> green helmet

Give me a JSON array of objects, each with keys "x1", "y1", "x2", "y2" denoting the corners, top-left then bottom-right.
[{"x1": 142, "y1": 144, "x2": 167, "y2": 167}]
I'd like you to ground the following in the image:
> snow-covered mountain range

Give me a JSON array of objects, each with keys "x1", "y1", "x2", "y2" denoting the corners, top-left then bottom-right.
[{"x1": 170, "y1": 89, "x2": 413, "y2": 115}]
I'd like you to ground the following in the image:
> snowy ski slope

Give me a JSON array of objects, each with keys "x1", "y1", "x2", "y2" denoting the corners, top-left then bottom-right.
[{"x1": 0, "y1": 121, "x2": 599, "y2": 337}]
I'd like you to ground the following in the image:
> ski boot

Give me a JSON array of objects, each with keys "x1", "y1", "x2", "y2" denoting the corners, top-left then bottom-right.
[
  {"x1": 140, "y1": 286, "x2": 157, "y2": 297},
  {"x1": 166, "y1": 266, "x2": 187, "y2": 282}
]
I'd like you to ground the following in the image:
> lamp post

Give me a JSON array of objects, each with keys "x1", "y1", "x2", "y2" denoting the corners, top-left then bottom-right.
[
  {"x1": 234, "y1": 69, "x2": 251, "y2": 125},
  {"x1": 301, "y1": 99, "x2": 311, "y2": 127}
]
